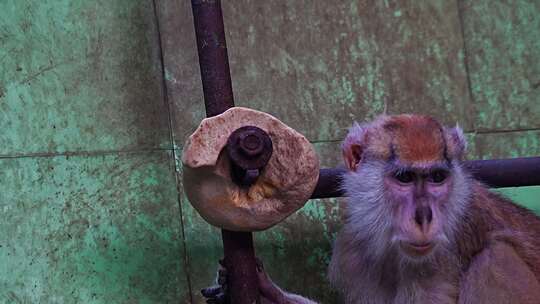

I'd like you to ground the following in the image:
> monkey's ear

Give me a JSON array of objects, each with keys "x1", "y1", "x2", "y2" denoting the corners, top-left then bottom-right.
[
  {"x1": 445, "y1": 125, "x2": 467, "y2": 160},
  {"x1": 342, "y1": 123, "x2": 368, "y2": 171}
]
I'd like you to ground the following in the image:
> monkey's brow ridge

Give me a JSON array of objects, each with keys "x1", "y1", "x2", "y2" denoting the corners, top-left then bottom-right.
[{"x1": 389, "y1": 162, "x2": 451, "y2": 174}]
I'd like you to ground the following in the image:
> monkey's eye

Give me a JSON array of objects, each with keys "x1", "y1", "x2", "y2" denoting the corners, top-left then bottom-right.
[
  {"x1": 394, "y1": 171, "x2": 415, "y2": 184},
  {"x1": 428, "y1": 170, "x2": 448, "y2": 183}
]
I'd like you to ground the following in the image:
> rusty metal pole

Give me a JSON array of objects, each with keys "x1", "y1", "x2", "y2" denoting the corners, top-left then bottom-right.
[{"x1": 191, "y1": 0, "x2": 260, "y2": 303}]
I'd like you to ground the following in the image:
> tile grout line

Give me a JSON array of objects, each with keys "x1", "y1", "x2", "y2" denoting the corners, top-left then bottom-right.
[
  {"x1": 468, "y1": 127, "x2": 540, "y2": 135},
  {"x1": 150, "y1": 0, "x2": 194, "y2": 302},
  {"x1": 0, "y1": 147, "x2": 173, "y2": 160},
  {"x1": 455, "y1": 0, "x2": 476, "y2": 131}
]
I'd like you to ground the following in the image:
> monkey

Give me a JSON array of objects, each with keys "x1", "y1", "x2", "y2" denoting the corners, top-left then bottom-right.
[{"x1": 203, "y1": 114, "x2": 540, "y2": 304}]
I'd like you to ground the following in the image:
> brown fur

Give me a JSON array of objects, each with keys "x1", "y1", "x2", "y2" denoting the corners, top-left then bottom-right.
[
  {"x1": 458, "y1": 182, "x2": 540, "y2": 279},
  {"x1": 459, "y1": 242, "x2": 540, "y2": 304},
  {"x1": 457, "y1": 184, "x2": 540, "y2": 303},
  {"x1": 255, "y1": 115, "x2": 540, "y2": 304},
  {"x1": 342, "y1": 115, "x2": 455, "y2": 167},
  {"x1": 383, "y1": 115, "x2": 447, "y2": 163}
]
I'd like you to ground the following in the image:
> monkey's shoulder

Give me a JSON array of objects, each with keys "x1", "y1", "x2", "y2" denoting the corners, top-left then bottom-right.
[
  {"x1": 462, "y1": 183, "x2": 540, "y2": 277},
  {"x1": 469, "y1": 183, "x2": 540, "y2": 232},
  {"x1": 459, "y1": 241, "x2": 540, "y2": 304}
]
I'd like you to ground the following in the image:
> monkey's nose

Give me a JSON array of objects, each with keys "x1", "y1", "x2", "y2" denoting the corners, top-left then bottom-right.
[{"x1": 414, "y1": 206, "x2": 433, "y2": 227}]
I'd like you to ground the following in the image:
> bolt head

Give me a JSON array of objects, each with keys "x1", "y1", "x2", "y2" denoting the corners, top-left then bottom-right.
[
  {"x1": 239, "y1": 132, "x2": 263, "y2": 157},
  {"x1": 226, "y1": 126, "x2": 273, "y2": 170}
]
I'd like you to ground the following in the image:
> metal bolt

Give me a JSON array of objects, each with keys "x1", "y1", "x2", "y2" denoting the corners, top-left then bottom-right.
[
  {"x1": 238, "y1": 131, "x2": 264, "y2": 157},
  {"x1": 227, "y1": 126, "x2": 273, "y2": 172}
]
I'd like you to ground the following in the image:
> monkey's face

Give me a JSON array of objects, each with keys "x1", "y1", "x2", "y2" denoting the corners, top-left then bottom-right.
[
  {"x1": 384, "y1": 162, "x2": 454, "y2": 259},
  {"x1": 342, "y1": 114, "x2": 470, "y2": 261}
]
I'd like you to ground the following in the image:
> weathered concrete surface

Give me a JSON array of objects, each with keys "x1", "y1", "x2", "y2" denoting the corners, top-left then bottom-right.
[
  {"x1": 161, "y1": 0, "x2": 471, "y2": 146},
  {"x1": 154, "y1": 0, "x2": 206, "y2": 147},
  {"x1": 467, "y1": 130, "x2": 540, "y2": 160},
  {"x1": 0, "y1": 0, "x2": 191, "y2": 302},
  {"x1": 460, "y1": 0, "x2": 540, "y2": 131},
  {"x1": 226, "y1": 1, "x2": 472, "y2": 140},
  {"x1": 0, "y1": 0, "x2": 170, "y2": 156},
  {"x1": 0, "y1": 152, "x2": 189, "y2": 303}
]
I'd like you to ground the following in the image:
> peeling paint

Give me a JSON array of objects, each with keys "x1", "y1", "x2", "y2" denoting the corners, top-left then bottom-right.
[
  {"x1": 461, "y1": 0, "x2": 540, "y2": 131},
  {"x1": 0, "y1": 152, "x2": 188, "y2": 302},
  {"x1": 0, "y1": 0, "x2": 171, "y2": 156}
]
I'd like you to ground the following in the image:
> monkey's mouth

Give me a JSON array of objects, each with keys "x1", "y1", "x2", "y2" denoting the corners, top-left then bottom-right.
[{"x1": 401, "y1": 242, "x2": 435, "y2": 256}]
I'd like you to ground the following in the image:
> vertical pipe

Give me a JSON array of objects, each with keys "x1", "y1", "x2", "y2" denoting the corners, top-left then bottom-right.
[
  {"x1": 221, "y1": 230, "x2": 259, "y2": 303},
  {"x1": 191, "y1": 0, "x2": 234, "y2": 117},
  {"x1": 191, "y1": 0, "x2": 260, "y2": 303}
]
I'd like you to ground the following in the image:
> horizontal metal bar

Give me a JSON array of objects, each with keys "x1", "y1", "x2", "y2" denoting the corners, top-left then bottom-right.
[
  {"x1": 310, "y1": 156, "x2": 540, "y2": 199},
  {"x1": 465, "y1": 157, "x2": 540, "y2": 188}
]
